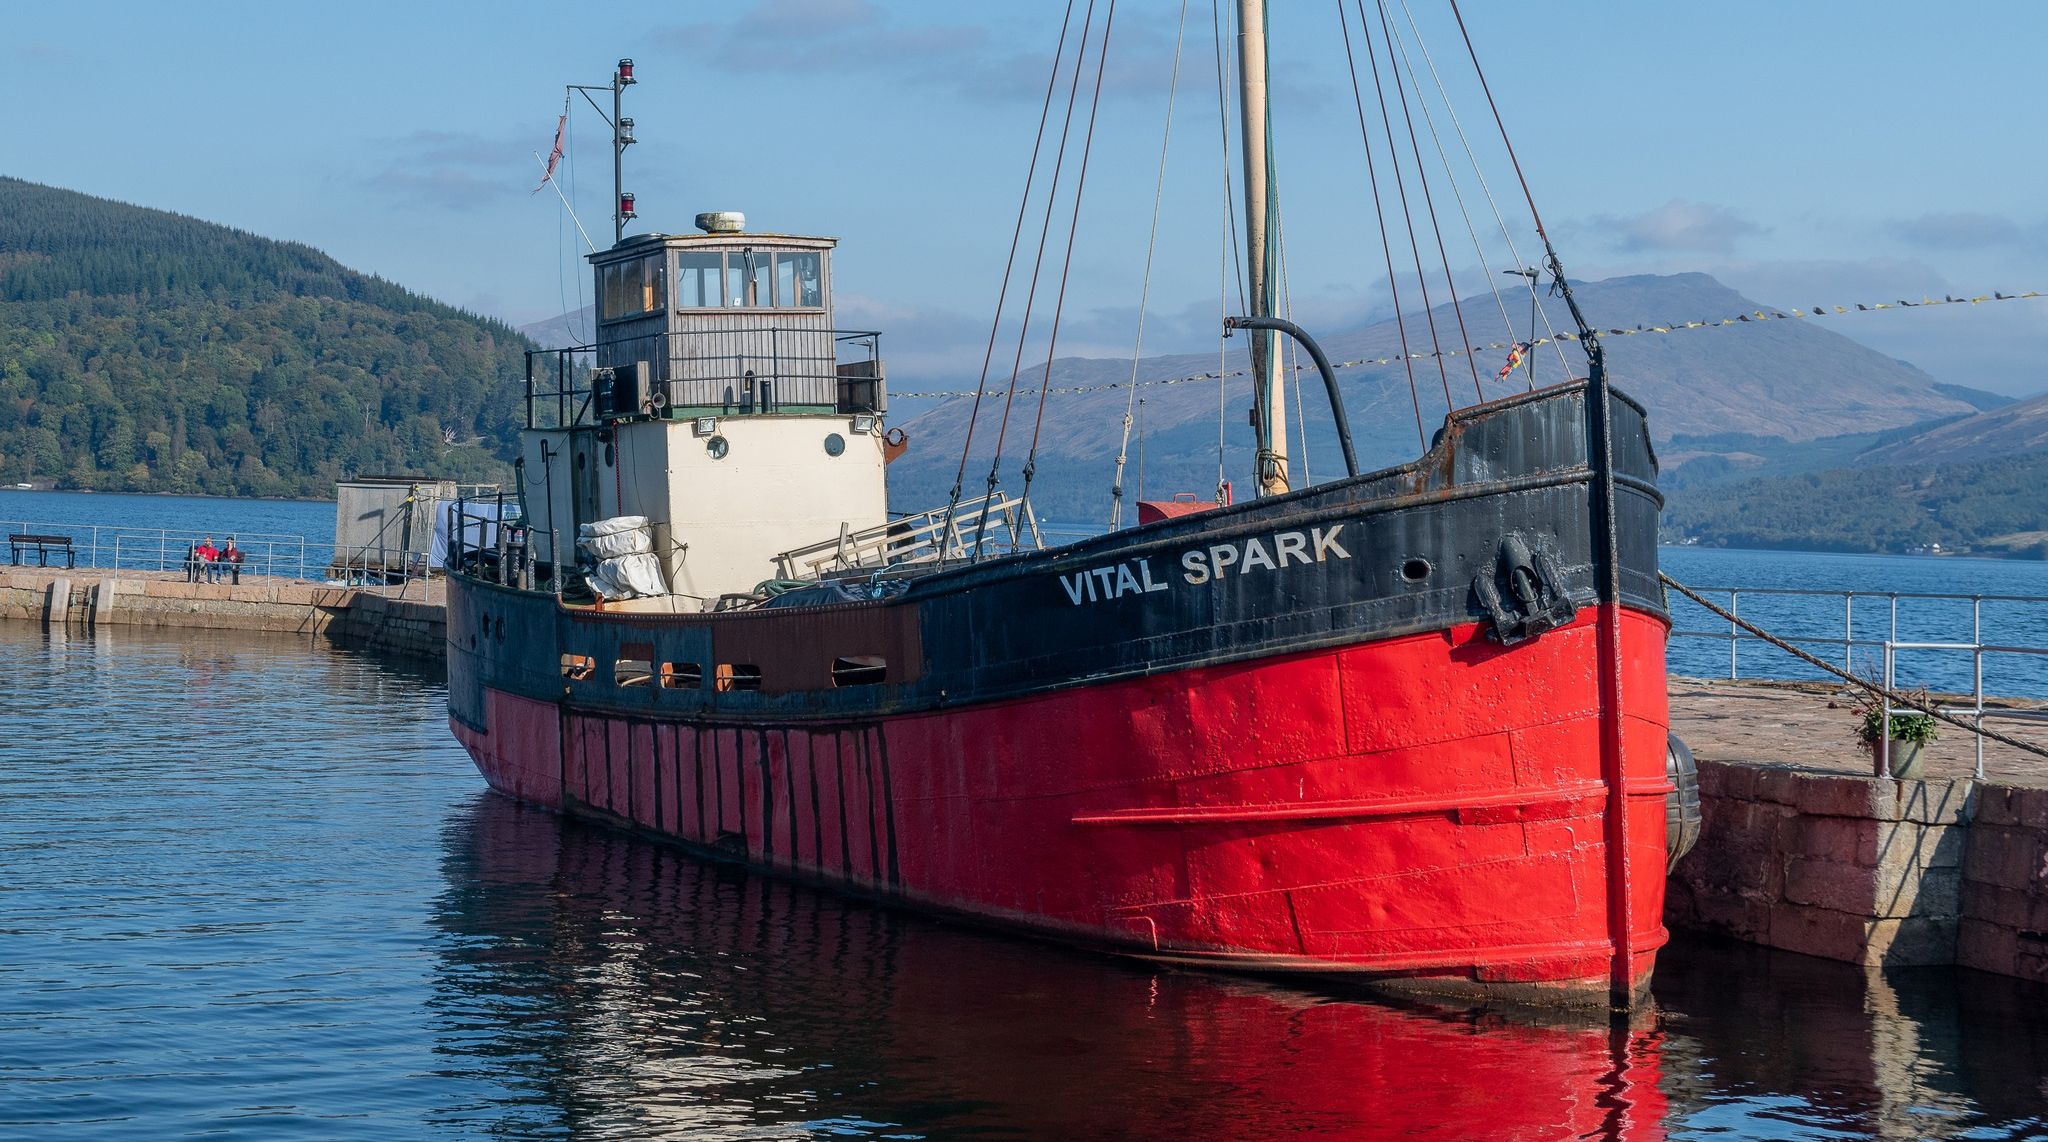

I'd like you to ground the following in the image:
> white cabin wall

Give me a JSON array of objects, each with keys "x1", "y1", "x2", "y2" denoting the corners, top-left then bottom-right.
[
  {"x1": 521, "y1": 430, "x2": 577, "y2": 564},
  {"x1": 657, "y1": 416, "x2": 887, "y2": 600}
]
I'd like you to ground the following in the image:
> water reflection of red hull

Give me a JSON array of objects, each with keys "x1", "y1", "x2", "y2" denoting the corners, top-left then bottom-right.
[
  {"x1": 446, "y1": 794, "x2": 1671, "y2": 1140},
  {"x1": 453, "y1": 606, "x2": 1670, "y2": 1004}
]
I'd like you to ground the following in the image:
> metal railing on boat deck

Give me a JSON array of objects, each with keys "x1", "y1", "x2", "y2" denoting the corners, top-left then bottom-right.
[
  {"x1": 525, "y1": 328, "x2": 885, "y2": 429},
  {"x1": 772, "y1": 493, "x2": 1044, "y2": 581}
]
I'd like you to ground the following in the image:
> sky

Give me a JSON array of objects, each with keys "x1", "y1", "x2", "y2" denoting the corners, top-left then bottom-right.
[{"x1": 4, "y1": 0, "x2": 2045, "y2": 396}]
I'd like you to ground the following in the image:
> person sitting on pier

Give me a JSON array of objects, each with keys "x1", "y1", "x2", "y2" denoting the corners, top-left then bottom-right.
[
  {"x1": 195, "y1": 536, "x2": 220, "y2": 584},
  {"x1": 221, "y1": 536, "x2": 244, "y2": 585}
]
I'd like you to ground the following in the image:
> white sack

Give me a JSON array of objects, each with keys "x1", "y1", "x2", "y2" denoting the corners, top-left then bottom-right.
[
  {"x1": 578, "y1": 527, "x2": 653, "y2": 560},
  {"x1": 578, "y1": 515, "x2": 648, "y2": 539},
  {"x1": 588, "y1": 552, "x2": 669, "y2": 600}
]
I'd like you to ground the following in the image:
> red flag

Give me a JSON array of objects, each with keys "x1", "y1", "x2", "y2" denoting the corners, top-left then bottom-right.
[{"x1": 533, "y1": 111, "x2": 567, "y2": 193}]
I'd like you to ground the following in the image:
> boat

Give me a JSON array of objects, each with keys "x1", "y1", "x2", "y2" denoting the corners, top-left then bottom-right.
[{"x1": 446, "y1": 4, "x2": 1698, "y2": 1009}]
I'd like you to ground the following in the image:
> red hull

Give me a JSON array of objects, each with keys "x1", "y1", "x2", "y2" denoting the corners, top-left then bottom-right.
[{"x1": 454, "y1": 607, "x2": 1671, "y2": 1003}]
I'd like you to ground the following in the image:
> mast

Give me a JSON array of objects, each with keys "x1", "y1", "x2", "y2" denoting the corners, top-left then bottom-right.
[
  {"x1": 571, "y1": 59, "x2": 638, "y2": 245},
  {"x1": 1236, "y1": 0, "x2": 1288, "y2": 497}
]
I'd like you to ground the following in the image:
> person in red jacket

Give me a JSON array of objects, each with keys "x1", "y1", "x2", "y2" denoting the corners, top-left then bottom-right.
[{"x1": 195, "y1": 537, "x2": 219, "y2": 584}]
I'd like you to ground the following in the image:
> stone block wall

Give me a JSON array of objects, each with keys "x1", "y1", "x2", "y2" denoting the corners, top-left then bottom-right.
[
  {"x1": 1671, "y1": 758, "x2": 2048, "y2": 982},
  {"x1": 0, "y1": 568, "x2": 444, "y2": 661},
  {"x1": 1668, "y1": 760, "x2": 1971, "y2": 966},
  {"x1": 1956, "y1": 784, "x2": 2048, "y2": 982}
]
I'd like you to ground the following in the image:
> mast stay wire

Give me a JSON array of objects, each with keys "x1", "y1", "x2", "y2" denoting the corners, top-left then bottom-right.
[
  {"x1": 1385, "y1": 0, "x2": 1520, "y2": 387},
  {"x1": 1335, "y1": 1, "x2": 1428, "y2": 451},
  {"x1": 941, "y1": 0, "x2": 1079, "y2": 560},
  {"x1": 1277, "y1": 208, "x2": 1311, "y2": 485},
  {"x1": 973, "y1": 0, "x2": 1099, "y2": 557},
  {"x1": 1213, "y1": 0, "x2": 1244, "y2": 501},
  {"x1": 1396, "y1": 0, "x2": 1569, "y2": 382},
  {"x1": 1358, "y1": 0, "x2": 1456, "y2": 414},
  {"x1": 1110, "y1": 0, "x2": 1190, "y2": 531},
  {"x1": 1375, "y1": 0, "x2": 1485, "y2": 405},
  {"x1": 1020, "y1": 0, "x2": 1120, "y2": 510}
]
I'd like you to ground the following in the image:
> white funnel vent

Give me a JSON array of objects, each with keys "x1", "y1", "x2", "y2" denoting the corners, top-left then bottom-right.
[{"x1": 695, "y1": 211, "x2": 745, "y2": 234}]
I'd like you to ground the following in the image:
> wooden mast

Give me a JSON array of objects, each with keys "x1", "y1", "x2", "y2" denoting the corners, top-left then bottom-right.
[{"x1": 1236, "y1": 0, "x2": 1288, "y2": 497}]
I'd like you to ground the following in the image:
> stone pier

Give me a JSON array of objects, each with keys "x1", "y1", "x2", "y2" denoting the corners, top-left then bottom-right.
[
  {"x1": 0, "y1": 566, "x2": 442, "y2": 659},
  {"x1": 1669, "y1": 679, "x2": 2048, "y2": 984}
]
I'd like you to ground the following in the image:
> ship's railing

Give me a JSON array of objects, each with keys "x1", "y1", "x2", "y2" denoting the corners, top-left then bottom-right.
[
  {"x1": 443, "y1": 489, "x2": 535, "y2": 592},
  {"x1": 1668, "y1": 581, "x2": 2048, "y2": 719},
  {"x1": 772, "y1": 493, "x2": 1043, "y2": 581},
  {"x1": 526, "y1": 328, "x2": 884, "y2": 429}
]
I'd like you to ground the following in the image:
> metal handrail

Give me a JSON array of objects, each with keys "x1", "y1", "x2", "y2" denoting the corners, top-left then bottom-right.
[{"x1": 525, "y1": 326, "x2": 886, "y2": 429}]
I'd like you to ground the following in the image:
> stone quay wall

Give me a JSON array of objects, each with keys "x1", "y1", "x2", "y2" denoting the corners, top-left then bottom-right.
[
  {"x1": 0, "y1": 568, "x2": 443, "y2": 660},
  {"x1": 1669, "y1": 758, "x2": 2048, "y2": 983}
]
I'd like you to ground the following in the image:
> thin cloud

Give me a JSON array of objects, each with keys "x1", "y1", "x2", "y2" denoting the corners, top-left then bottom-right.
[
  {"x1": 1589, "y1": 200, "x2": 1765, "y2": 255},
  {"x1": 1891, "y1": 211, "x2": 2028, "y2": 251}
]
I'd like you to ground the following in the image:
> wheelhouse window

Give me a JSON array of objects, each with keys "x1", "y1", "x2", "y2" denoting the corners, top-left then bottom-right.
[
  {"x1": 672, "y1": 248, "x2": 826, "y2": 311},
  {"x1": 599, "y1": 253, "x2": 665, "y2": 322}
]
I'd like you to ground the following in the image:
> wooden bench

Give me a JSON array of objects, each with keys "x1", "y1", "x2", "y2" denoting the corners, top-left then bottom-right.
[{"x1": 8, "y1": 533, "x2": 76, "y2": 569}]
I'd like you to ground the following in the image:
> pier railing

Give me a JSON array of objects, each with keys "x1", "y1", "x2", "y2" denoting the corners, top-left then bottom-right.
[
  {"x1": 1669, "y1": 585, "x2": 2048, "y2": 770},
  {"x1": 0, "y1": 518, "x2": 442, "y2": 594}
]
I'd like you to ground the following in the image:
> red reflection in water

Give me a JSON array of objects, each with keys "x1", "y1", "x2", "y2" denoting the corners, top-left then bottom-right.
[{"x1": 441, "y1": 795, "x2": 1669, "y2": 1141}]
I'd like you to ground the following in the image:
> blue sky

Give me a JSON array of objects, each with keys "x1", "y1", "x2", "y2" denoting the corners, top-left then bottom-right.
[{"x1": 4, "y1": 1, "x2": 2044, "y2": 394}]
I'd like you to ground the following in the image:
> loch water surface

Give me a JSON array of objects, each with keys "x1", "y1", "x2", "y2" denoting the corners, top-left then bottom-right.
[{"x1": 5, "y1": 622, "x2": 2048, "y2": 1138}]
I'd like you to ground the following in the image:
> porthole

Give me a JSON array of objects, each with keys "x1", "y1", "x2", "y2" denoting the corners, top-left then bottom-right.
[
  {"x1": 560, "y1": 653, "x2": 596, "y2": 681},
  {"x1": 823, "y1": 432, "x2": 846, "y2": 457},
  {"x1": 831, "y1": 655, "x2": 887, "y2": 687},
  {"x1": 706, "y1": 434, "x2": 729, "y2": 460},
  {"x1": 1400, "y1": 558, "x2": 1432, "y2": 583},
  {"x1": 715, "y1": 663, "x2": 762, "y2": 693},
  {"x1": 661, "y1": 663, "x2": 703, "y2": 690}
]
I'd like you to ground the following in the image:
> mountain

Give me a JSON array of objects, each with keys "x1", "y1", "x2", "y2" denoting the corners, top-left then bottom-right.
[
  {"x1": 0, "y1": 177, "x2": 530, "y2": 496},
  {"x1": 520, "y1": 305, "x2": 595, "y2": 350},
  {"x1": 886, "y1": 272, "x2": 1979, "y2": 522},
  {"x1": 1856, "y1": 390, "x2": 2048, "y2": 468}
]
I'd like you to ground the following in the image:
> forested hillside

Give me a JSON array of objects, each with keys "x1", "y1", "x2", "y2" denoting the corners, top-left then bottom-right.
[
  {"x1": 1663, "y1": 450, "x2": 2048, "y2": 556},
  {"x1": 0, "y1": 177, "x2": 529, "y2": 496}
]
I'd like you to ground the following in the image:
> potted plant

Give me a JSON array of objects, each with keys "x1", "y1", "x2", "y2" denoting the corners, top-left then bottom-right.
[{"x1": 1852, "y1": 689, "x2": 1938, "y2": 778}]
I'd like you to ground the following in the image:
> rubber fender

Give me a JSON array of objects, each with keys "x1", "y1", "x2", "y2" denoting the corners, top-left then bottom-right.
[{"x1": 1666, "y1": 732, "x2": 1703, "y2": 870}]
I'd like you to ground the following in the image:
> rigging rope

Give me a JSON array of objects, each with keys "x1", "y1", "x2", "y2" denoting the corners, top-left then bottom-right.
[
  {"x1": 974, "y1": 0, "x2": 1100, "y2": 556},
  {"x1": 1357, "y1": 0, "x2": 1455, "y2": 415},
  {"x1": 1375, "y1": 0, "x2": 1484, "y2": 405},
  {"x1": 1336, "y1": 1, "x2": 1428, "y2": 450},
  {"x1": 1213, "y1": 0, "x2": 1239, "y2": 503},
  {"x1": 1110, "y1": 0, "x2": 1189, "y2": 531},
  {"x1": 1397, "y1": 0, "x2": 1568, "y2": 381},
  {"x1": 1021, "y1": 0, "x2": 1119, "y2": 509},
  {"x1": 1662, "y1": 573, "x2": 2048, "y2": 763},
  {"x1": 940, "y1": 0, "x2": 1079, "y2": 560}
]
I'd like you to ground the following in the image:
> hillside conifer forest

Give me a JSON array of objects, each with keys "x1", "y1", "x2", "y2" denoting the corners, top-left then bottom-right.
[{"x1": 0, "y1": 178, "x2": 528, "y2": 497}]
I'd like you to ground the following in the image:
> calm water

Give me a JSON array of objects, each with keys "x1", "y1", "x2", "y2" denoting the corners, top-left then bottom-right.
[
  {"x1": 5, "y1": 622, "x2": 2048, "y2": 1139},
  {"x1": 1662, "y1": 547, "x2": 2048, "y2": 697}
]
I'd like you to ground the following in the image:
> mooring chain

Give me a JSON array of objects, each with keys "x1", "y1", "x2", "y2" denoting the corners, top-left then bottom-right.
[{"x1": 1660, "y1": 572, "x2": 2048, "y2": 763}]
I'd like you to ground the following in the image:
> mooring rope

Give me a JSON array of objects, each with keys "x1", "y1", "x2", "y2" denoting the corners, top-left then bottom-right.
[{"x1": 1660, "y1": 572, "x2": 2048, "y2": 762}]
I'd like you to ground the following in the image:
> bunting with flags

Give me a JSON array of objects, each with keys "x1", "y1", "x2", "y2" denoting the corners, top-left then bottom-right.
[{"x1": 1495, "y1": 341, "x2": 1529, "y2": 381}]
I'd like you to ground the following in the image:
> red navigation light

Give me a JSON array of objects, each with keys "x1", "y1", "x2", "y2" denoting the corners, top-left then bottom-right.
[
  {"x1": 617, "y1": 58, "x2": 635, "y2": 85},
  {"x1": 619, "y1": 192, "x2": 637, "y2": 220}
]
